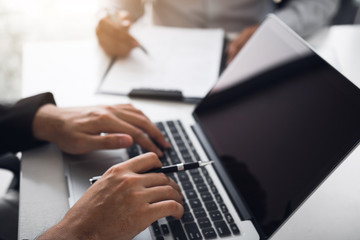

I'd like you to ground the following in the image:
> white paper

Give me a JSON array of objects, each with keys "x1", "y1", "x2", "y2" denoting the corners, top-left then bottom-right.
[{"x1": 98, "y1": 26, "x2": 224, "y2": 99}]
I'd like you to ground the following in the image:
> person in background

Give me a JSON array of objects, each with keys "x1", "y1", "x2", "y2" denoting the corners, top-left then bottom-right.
[
  {"x1": 0, "y1": 92, "x2": 183, "y2": 240},
  {"x1": 96, "y1": 0, "x2": 340, "y2": 64}
]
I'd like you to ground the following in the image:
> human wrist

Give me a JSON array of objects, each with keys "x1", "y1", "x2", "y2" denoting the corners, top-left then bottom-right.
[
  {"x1": 37, "y1": 224, "x2": 70, "y2": 240},
  {"x1": 32, "y1": 104, "x2": 62, "y2": 143},
  {"x1": 38, "y1": 215, "x2": 100, "y2": 240},
  {"x1": 37, "y1": 221, "x2": 87, "y2": 240}
]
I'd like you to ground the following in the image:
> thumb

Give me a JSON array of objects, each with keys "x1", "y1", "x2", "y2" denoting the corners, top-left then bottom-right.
[{"x1": 90, "y1": 133, "x2": 134, "y2": 150}]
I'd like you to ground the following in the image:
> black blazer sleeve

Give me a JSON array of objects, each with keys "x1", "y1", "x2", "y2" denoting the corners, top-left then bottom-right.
[{"x1": 0, "y1": 92, "x2": 56, "y2": 155}]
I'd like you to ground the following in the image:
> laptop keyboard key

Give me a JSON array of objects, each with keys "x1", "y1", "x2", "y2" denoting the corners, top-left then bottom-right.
[
  {"x1": 214, "y1": 221, "x2": 231, "y2": 237},
  {"x1": 168, "y1": 220, "x2": 188, "y2": 240},
  {"x1": 209, "y1": 184, "x2": 218, "y2": 194},
  {"x1": 209, "y1": 211, "x2": 223, "y2": 221},
  {"x1": 214, "y1": 194, "x2": 223, "y2": 203},
  {"x1": 182, "y1": 212, "x2": 195, "y2": 223},
  {"x1": 161, "y1": 224, "x2": 170, "y2": 235},
  {"x1": 189, "y1": 198, "x2": 202, "y2": 209},
  {"x1": 185, "y1": 189, "x2": 198, "y2": 200},
  {"x1": 184, "y1": 202, "x2": 190, "y2": 212},
  {"x1": 224, "y1": 213, "x2": 234, "y2": 224},
  {"x1": 192, "y1": 175, "x2": 204, "y2": 184},
  {"x1": 219, "y1": 204, "x2": 228, "y2": 213},
  {"x1": 166, "y1": 120, "x2": 176, "y2": 128},
  {"x1": 200, "y1": 192, "x2": 213, "y2": 202},
  {"x1": 167, "y1": 147, "x2": 177, "y2": 157},
  {"x1": 159, "y1": 156, "x2": 170, "y2": 166},
  {"x1": 230, "y1": 223, "x2": 240, "y2": 235},
  {"x1": 151, "y1": 222, "x2": 162, "y2": 237},
  {"x1": 202, "y1": 227, "x2": 217, "y2": 239},
  {"x1": 198, "y1": 217, "x2": 212, "y2": 229},
  {"x1": 193, "y1": 207, "x2": 207, "y2": 218},
  {"x1": 182, "y1": 152, "x2": 193, "y2": 163},
  {"x1": 178, "y1": 172, "x2": 190, "y2": 182},
  {"x1": 177, "y1": 143, "x2": 187, "y2": 152},
  {"x1": 184, "y1": 223, "x2": 202, "y2": 240},
  {"x1": 193, "y1": 152, "x2": 201, "y2": 161},
  {"x1": 205, "y1": 201, "x2": 218, "y2": 211},
  {"x1": 171, "y1": 155, "x2": 182, "y2": 164},
  {"x1": 127, "y1": 144, "x2": 140, "y2": 158},
  {"x1": 202, "y1": 168, "x2": 209, "y2": 176},
  {"x1": 182, "y1": 181, "x2": 194, "y2": 190},
  {"x1": 155, "y1": 122, "x2": 165, "y2": 132},
  {"x1": 197, "y1": 184, "x2": 209, "y2": 193},
  {"x1": 205, "y1": 177, "x2": 213, "y2": 184},
  {"x1": 189, "y1": 168, "x2": 200, "y2": 175}
]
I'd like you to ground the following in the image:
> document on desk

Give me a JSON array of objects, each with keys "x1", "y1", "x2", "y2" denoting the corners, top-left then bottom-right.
[{"x1": 98, "y1": 26, "x2": 224, "y2": 100}]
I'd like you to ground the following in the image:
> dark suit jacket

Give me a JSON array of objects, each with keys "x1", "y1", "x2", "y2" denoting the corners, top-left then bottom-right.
[{"x1": 0, "y1": 92, "x2": 56, "y2": 155}]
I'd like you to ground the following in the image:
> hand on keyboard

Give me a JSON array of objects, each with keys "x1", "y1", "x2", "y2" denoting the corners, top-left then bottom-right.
[
  {"x1": 38, "y1": 152, "x2": 184, "y2": 240},
  {"x1": 33, "y1": 103, "x2": 171, "y2": 155}
]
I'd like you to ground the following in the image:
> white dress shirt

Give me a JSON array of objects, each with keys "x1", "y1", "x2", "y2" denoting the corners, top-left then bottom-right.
[{"x1": 106, "y1": 0, "x2": 340, "y2": 37}]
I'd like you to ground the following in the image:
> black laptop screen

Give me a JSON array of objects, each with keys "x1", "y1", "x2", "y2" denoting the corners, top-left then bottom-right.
[{"x1": 194, "y1": 52, "x2": 360, "y2": 237}]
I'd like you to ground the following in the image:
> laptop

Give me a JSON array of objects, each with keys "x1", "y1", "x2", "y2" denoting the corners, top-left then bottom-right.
[{"x1": 64, "y1": 14, "x2": 360, "y2": 240}]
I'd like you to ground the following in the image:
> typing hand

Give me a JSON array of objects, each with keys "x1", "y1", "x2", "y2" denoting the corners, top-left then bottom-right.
[
  {"x1": 33, "y1": 103, "x2": 170, "y2": 155},
  {"x1": 38, "y1": 153, "x2": 184, "y2": 240},
  {"x1": 96, "y1": 10, "x2": 139, "y2": 57},
  {"x1": 226, "y1": 24, "x2": 259, "y2": 65}
]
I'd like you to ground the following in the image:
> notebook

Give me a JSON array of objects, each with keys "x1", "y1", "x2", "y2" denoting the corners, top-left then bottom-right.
[{"x1": 64, "y1": 14, "x2": 360, "y2": 239}]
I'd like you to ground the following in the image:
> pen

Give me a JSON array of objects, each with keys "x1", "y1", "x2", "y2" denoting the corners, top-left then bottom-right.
[
  {"x1": 89, "y1": 161, "x2": 214, "y2": 185},
  {"x1": 106, "y1": 9, "x2": 149, "y2": 56}
]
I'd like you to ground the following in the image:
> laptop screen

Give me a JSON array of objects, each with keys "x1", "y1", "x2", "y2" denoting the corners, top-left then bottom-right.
[{"x1": 194, "y1": 16, "x2": 360, "y2": 238}]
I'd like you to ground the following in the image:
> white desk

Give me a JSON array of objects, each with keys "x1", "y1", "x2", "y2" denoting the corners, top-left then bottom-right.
[{"x1": 20, "y1": 26, "x2": 360, "y2": 240}]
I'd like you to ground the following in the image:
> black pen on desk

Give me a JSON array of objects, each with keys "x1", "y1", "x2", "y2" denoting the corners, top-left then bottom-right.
[
  {"x1": 106, "y1": 10, "x2": 149, "y2": 56},
  {"x1": 89, "y1": 161, "x2": 214, "y2": 185}
]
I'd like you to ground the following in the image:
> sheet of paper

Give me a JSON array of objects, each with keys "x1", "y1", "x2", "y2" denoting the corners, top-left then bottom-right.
[{"x1": 98, "y1": 26, "x2": 224, "y2": 99}]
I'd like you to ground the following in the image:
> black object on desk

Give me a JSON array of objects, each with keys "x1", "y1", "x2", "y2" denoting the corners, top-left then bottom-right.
[
  {"x1": 129, "y1": 88, "x2": 201, "y2": 103},
  {"x1": 129, "y1": 88, "x2": 184, "y2": 101}
]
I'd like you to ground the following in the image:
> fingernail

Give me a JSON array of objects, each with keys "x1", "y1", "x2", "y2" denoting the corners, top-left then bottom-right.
[
  {"x1": 122, "y1": 20, "x2": 130, "y2": 27},
  {"x1": 156, "y1": 149, "x2": 163, "y2": 157}
]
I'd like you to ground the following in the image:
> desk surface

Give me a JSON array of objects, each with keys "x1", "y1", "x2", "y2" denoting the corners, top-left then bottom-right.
[{"x1": 20, "y1": 25, "x2": 360, "y2": 240}]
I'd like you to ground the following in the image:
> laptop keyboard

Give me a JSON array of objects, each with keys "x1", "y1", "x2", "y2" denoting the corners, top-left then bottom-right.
[{"x1": 127, "y1": 120, "x2": 240, "y2": 240}]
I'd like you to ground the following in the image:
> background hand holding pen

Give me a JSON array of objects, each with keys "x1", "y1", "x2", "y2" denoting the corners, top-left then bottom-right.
[{"x1": 96, "y1": 9, "x2": 148, "y2": 58}]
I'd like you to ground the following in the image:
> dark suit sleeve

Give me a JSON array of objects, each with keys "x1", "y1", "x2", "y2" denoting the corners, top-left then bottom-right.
[{"x1": 0, "y1": 92, "x2": 56, "y2": 155}]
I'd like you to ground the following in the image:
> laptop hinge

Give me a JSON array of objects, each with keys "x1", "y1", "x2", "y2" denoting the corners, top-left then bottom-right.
[{"x1": 191, "y1": 123, "x2": 253, "y2": 221}]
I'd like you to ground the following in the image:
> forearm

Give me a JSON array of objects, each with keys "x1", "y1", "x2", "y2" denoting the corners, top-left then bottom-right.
[
  {"x1": 0, "y1": 92, "x2": 56, "y2": 154},
  {"x1": 275, "y1": 0, "x2": 340, "y2": 38}
]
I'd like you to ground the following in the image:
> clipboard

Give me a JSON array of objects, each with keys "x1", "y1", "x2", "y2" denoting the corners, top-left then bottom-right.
[{"x1": 97, "y1": 26, "x2": 225, "y2": 102}]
